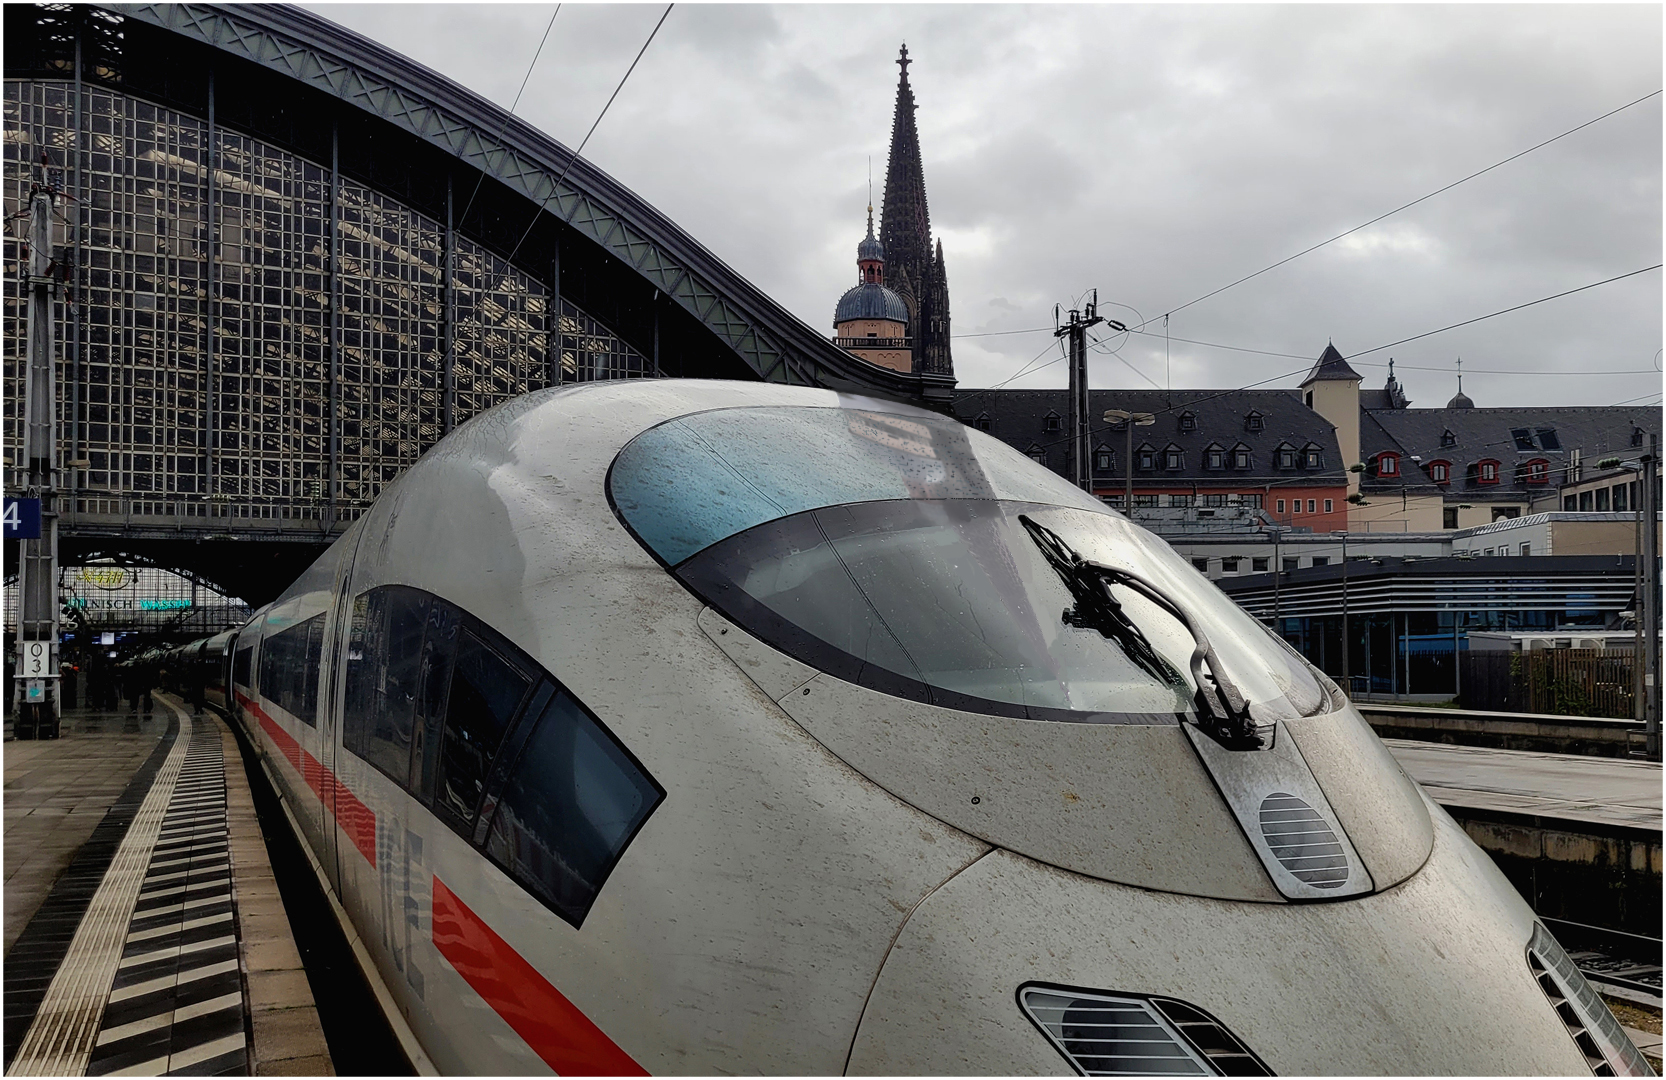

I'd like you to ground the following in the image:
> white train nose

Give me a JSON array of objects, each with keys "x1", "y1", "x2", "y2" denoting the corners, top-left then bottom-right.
[{"x1": 846, "y1": 806, "x2": 1609, "y2": 1076}]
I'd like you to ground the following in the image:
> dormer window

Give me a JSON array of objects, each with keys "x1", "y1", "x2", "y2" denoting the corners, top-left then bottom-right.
[
  {"x1": 1477, "y1": 459, "x2": 1500, "y2": 484},
  {"x1": 1094, "y1": 447, "x2": 1114, "y2": 473},
  {"x1": 1276, "y1": 444, "x2": 1296, "y2": 469},
  {"x1": 1179, "y1": 411, "x2": 1197, "y2": 432},
  {"x1": 1377, "y1": 452, "x2": 1399, "y2": 477},
  {"x1": 1233, "y1": 446, "x2": 1251, "y2": 470},
  {"x1": 974, "y1": 412, "x2": 991, "y2": 431},
  {"x1": 1204, "y1": 444, "x2": 1225, "y2": 470},
  {"x1": 1244, "y1": 411, "x2": 1264, "y2": 432},
  {"x1": 1633, "y1": 426, "x2": 1646, "y2": 448},
  {"x1": 1302, "y1": 445, "x2": 1322, "y2": 469},
  {"x1": 1441, "y1": 429, "x2": 1457, "y2": 448},
  {"x1": 1137, "y1": 445, "x2": 1155, "y2": 471},
  {"x1": 1043, "y1": 411, "x2": 1061, "y2": 433},
  {"x1": 1026, "y1": 444, "x2": 1046, "y2": 464},
  {"x1": 1164, "y1": 446, "x2": 1184, "y2": 470},
  {"x1": 1524, "y1": 458, "x2": 1549, "y2": 484},
  {"x1": 1428, "y1": 460, "x2": 1451, "y2": 484}
]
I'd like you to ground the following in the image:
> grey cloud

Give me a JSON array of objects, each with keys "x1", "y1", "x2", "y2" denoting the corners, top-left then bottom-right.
[{"x1": 302, "y1": 3, "x2": 1661, "y2": 408}]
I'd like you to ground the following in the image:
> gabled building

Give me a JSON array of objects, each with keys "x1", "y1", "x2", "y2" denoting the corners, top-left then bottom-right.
[
  {"x1": 951, "y1": 387, "x2": 1348, "y2": 530},
  {"x1": 1300, "y1": 348, "x2": 1662, "y2": 531}
]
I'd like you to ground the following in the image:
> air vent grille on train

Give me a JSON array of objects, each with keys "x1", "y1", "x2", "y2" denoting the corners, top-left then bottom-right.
[
  {"x1": 1020, "y1": 987, "x2": 1272, "y2": 1077},
  {"x1": 1257, "y1": 792, "x2": 1348, "y2": 889},
  {"x1": 1527, "y1": 924, "x2": 1654, "y2": 1076}
]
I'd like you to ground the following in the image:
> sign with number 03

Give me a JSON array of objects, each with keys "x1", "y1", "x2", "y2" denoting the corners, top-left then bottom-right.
[{"x1": 18, "y1": 641, "x2": 55, "y2": 678}]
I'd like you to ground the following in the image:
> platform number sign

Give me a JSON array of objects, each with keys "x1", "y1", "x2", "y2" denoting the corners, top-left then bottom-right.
[
  {"x1": 19, "y1": 641, "x2": 53, "y2": 678},
  {"x1": 3, "y1": 497, "x2": 41, "y2": 539}
]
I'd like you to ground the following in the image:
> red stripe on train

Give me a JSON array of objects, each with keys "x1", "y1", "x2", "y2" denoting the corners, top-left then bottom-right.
[
  {"x1": 239, "y1": 690, "x2": 377, "y2": 868},
  {"x1": 432, "y1": 877, "x2": 647, "y2": 1076}
]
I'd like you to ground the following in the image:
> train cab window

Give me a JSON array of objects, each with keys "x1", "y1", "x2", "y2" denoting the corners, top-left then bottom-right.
[
  {"x1": 614, "y1": 405, "x2": 1331, "y2": 724},
  {"x1": 483, "y1": 689, "x2": 664, "y2": 928},
  {"x1": 259, "y1": 613, "x2": 325, "y2": 726},
  {"x1": 435, "y1": 629, "x2": 534, "y2": 832}
]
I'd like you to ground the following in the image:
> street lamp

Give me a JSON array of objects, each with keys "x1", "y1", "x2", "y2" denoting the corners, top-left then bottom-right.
[
  {"x1": 1599, "y1": 456, "x2": 1648, "y2": 741},
  {"x1": 1103, "y1": 409, "x2": 1155, "y2": 516},
  {"x1": 1334, "y1": 529, "x2": 1350, "y2": 695},
  {"x1": 1266, "y1": 524, "x2": 1286, "y2": 633}
]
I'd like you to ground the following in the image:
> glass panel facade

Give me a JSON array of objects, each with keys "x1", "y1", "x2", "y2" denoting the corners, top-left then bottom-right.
[
  {"x1": 337, "y1": 178, "x2": 446, "y2": 507},
  {"x1": 5, "y1": 79, "x2": 649, "y2": 521}
]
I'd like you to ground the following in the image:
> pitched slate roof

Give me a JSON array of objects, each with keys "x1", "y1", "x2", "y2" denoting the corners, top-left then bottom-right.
[
  {"x1": 952, "y1": 388, "x2": 1348, "y2": 487},
  {"x1": 1359, "y1": 405, "x2": 1659, "y2": 500},
  {"x1": 1357, "y1": 411, "x2": 1442, "y2": 496},
  {"x1": 1300, "y1": 342, "x2": 1362, "y2": 385}
]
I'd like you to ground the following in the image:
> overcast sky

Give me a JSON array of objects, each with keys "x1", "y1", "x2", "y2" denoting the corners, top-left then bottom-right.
[{"x1": 303, "y1": 3, "x2": 1662, "y2": 411}]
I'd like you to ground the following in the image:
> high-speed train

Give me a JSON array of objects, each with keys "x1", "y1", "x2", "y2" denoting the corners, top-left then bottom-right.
[{"x1": 210, "y1": 380, "x2": 1649, "y2": 1075}]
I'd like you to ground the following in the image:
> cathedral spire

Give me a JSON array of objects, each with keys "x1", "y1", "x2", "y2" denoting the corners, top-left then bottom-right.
[
  {"x1": 878, "y1": 43, "x2": 952, "y2": 377},
  {"x1": 880, "y1": 43, "x2": 930, "y2": 291}
]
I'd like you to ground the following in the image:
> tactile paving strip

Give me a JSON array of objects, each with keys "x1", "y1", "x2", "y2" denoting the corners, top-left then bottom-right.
[
  {"x1": 4, "y1": 715, "x2": 181, "y2": 1070},
  {"x1": 85, "y1": 718, "x2": 251, "y2": 1076}
]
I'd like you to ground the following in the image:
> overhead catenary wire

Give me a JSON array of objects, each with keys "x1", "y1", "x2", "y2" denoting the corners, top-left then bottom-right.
[
  {"x1": 1144, "y1": 87, "x2": 1665, "y2": 328},
  {"x1": 951, "y1": 326, "x2": 1052, "y2": 339},
  {"x1": 504, "y1": 4, "x2": 674, "y2": 268},
  {"x1": 961, "y1": 262, "x2": 1657, "y2": 422},
  {"x1": 455, "y1": 6, "x2": 561, "y2": 231},
  {"x1": 1347, "y1": 264, "x2": 1663, "y2": 360},
  {"x1": 1118, "y1": 266, "x2": 1665, "y2": 373}
]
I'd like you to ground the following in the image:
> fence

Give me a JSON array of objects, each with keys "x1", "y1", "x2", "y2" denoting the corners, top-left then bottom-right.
[{"x1": 1460, "y1": 648, "x2": 1636, "y2": 718}]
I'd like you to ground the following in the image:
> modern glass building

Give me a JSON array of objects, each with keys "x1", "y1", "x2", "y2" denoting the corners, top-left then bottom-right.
[
  {"x1": 4, "y1": 3, "x2": 954, "y2": 603},
  {"x1": 1219, "y1": 554, "x2": 1637, "y2": 697}
]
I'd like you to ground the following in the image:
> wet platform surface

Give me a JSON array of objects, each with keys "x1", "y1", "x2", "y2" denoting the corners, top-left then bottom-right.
[
  {"x1": 4, "y1": 709, "x2": 174, "y2": 956},
  {"x1": 3, "y1": 697, "x2": 330, "y2": 1076},
  {"x1": 1386, "y1": 739, "x2": 1663, "y2": 833}
]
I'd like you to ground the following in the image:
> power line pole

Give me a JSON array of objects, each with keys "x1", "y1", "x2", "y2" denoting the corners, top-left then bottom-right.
[
  {"x1": 1057, "y1": 294, "x2": 1104, "y2": 491},
  {"x1": 13, "y1": 153, "x2": 67, "y2": 738}
]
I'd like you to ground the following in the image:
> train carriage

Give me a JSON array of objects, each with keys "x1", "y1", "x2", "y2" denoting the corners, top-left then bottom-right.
[{"x1": 214, "y1": 380, "x2": 1648, "y2": 1076}]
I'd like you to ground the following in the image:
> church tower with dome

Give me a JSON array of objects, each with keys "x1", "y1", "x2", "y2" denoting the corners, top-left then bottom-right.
[
  {"x1": 833, "y1": 204, "x2": 912, "y2": 372},
  {"x1": 833, "y1": 44, "x2": 953, "y2": 377}
]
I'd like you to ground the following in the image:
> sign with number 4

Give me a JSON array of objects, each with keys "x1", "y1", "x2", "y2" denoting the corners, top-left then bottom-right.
[{"x1": 3, "y1": 498, "x2": 42, "y2": 540}]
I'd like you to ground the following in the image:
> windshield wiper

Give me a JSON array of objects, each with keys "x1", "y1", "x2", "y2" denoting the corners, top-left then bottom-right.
[{"x1": 1020, "y1": 515, "x2": 1268, "y2": 750}]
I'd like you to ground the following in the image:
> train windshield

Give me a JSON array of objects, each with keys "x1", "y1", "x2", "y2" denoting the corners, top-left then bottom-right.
[{"x1": 611, "y1": 406, "x2": 1330, "y2": 723}]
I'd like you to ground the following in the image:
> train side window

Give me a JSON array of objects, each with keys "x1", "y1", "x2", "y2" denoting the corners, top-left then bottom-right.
[
  {"x1": 232, "y1": 645, "x2": 253, "y2": 691},
  {"x1": 482, "y1": 690, "x2": 664, "y2": 928},
  {"x1": 435, "y1": 628, "x2": 533, "y2": 833},
  {"x1": 303, "y1": 615, "x2": 326, "y2": 725},
  {"x1": 260, "y1": 613, "x2": 326, "y2": 727}
]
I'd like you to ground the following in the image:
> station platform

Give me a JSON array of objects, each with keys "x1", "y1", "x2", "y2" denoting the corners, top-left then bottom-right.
[
  {"x1": 1385, "y1": 739, "x2": 1663, "y2": 834},
  {"x1": 3, "y1": 696, "x2": 331, "y2": 1076}
]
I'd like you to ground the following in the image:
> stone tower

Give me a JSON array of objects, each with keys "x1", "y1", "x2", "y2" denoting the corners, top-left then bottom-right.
[{"x1": 878, "y1": 44, "x2": 952, "y2": 377}]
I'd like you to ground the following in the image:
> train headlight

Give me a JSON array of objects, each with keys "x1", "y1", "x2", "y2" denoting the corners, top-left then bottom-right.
[{"x1": 1019, "y1": 985, "x2": 1271, "y2": 1077}]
